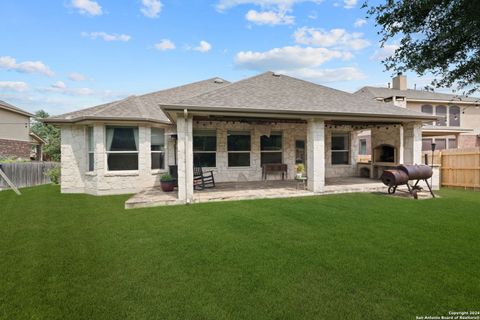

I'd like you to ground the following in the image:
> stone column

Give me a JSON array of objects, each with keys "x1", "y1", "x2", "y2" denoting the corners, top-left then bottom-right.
[
  {"x1": 403, "y1": 121, "x2": 423, "y2": 165},
  {"x1": 176, "y1": 115, "x2": 194, "y2": 203},
  {"x1": 307, "y1": 119, "x2": 325, "y2": 192}
]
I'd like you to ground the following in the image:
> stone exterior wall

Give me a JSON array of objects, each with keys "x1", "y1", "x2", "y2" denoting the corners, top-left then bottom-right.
[
  {"x1": 60, "y1": 124, "x2": 174, "y2": 195},
  {"x1": 0, "y1": 138, "x2": 31, "y2": 159},
  {"x1": 458, "y1": 135, "x2": 480, "y2": 148}
]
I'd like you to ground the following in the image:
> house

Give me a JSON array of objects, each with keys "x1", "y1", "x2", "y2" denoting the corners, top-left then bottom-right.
[
  {"x1": 355, "y1": 73, "x2": 480, "y2": 152},
  {"x1": 0, "y1": 100, "x2": 45, "y2": 160},
  {"x1": 45, "y1": 72, "x2": 436, "y2": 203}
]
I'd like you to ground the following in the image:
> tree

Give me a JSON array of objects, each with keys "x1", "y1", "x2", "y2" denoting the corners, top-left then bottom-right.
[
  {"x1": 31, "y1": 110, "x2": 61, "y2": 161},
  {"x1": 366, "y1": 0, "x2": 480, "y2": 95}
]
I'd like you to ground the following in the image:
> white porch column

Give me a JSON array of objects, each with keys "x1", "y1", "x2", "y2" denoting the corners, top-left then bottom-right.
[
  {"x1": 307, "y1": 119, "x2": 325, "y2": 192},
  {"x1": 176, "y1": 114, "x2": 194, "y2": 203},
  {"x1": 403, "y1": 121, "x2": 423, "y2": 165},
  {"x1": 398, "y1": 125, "x2": 404, "y2": 164}
]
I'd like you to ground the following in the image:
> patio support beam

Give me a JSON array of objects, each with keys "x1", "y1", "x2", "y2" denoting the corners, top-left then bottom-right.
[
  {"x1": 176, "y1": 113, "x2": 194, "y2": 203},
  {"x1": 307, "y1": 119, "x2": 325, "y2": 192},
  {"x1": 403, "y1": 121, "x2": 423, "y2": 165},
  {"x1": 398, "y1": 125, "x2": 404, "y2": 164}
]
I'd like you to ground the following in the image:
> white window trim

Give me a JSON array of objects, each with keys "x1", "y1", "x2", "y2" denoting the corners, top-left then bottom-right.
[
  {"x1": 151, "y1": 127, "x2": 166, "y2": 171},
  {"x1": 105, "y1": 125, "x2": 140, "y2": 173},
  {"x1": 86, "y1": 126, "x2": 94, "y2": 172},
  {"x1": 331, "y1": 133, "x2": 350, "y2": 166},
  {"x1": 228, "y1": 131, "x2": 251, "y2": 168},
  {"x1": 260, "y1": 132, "x2": 283, "y2": 165},
  {"x1": 193, "y1": 130, "x2": 217, "y2": 168}
]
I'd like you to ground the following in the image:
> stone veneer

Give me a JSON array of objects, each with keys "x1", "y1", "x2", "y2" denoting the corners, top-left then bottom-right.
[
  {"x1": 0, "y1": 138, "x2": 31, "y2": 159},
  {"x1": 60, "y1": 121, "x2": 366, "y2": 195}
]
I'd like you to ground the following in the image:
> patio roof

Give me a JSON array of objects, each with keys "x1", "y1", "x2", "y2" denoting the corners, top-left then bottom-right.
[{"x1": 162, "y1": 72, "x2": 437, "y2": 122}]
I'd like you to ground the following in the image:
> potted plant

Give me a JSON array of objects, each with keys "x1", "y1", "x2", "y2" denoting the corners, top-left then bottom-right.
[
  {"x1": 295, "y1": 163, "x2": 305, "y2": 179},
  {"x1": 160, "y1": 173, "x2": 175, "y2": 192}
]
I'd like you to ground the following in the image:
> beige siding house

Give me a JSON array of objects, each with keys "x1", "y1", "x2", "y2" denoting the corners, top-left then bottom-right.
[
  {"x1": 355, "y1": 74, "x2": 480, "y2": 152},
  {"x1": 46, "y1": 72, "x2": 436, "y2": 204},
  {"x1": 0, "y1": 100, "x2": 44, "y2": 160}
]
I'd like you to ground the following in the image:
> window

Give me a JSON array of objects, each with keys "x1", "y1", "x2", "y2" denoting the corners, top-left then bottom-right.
[
  {"x1": 261, "y1": 132, "x2": 282, "y2": 165},
  {"x1": 228, "y1": 131, "x2": 251, "y2": 167},
  {"x1": 87, "y1": 127, "x2": 94, "y2": 171},
  {"x1": 449, "y1": 106, "x2": 460, "y2": 127},
  {"x1": 151, "y1": 128, "x2": 165, "y2": 170},
  {"x1": 422, "y1": 138, "x2": 433, "y2": 151},
  {"x1": 106, "y1": 126, "x2": 139, "y2": 171},
  {"x1": 436, "y1": 105, "x2": 447, "y2": 126},
  {"x1": 193, "y1": 130, "x2": 216, "y2": 167},
  {"x1": 435, "y1": 138, "x2": 447, "y2": 150},
  {"x1": 448, "y1": 138, "x2": 457, "y2": 149},
  {"x1": 331, "y1": 133, "x2": 349, "y2": 165},
  {"x1": 359, "y1": 139, "x2": 367, "y2": 155},
  {"x1": 421, "y1": 104, "x2": 434, "y2": 125},
  {"x1": 295, "y1": 140, "x2": 305, "y2": 165}
]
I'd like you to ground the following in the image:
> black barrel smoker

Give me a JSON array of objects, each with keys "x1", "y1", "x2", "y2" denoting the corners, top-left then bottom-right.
[{"x1": 380, "y1": 164, "x2": 435, "y2": 199}]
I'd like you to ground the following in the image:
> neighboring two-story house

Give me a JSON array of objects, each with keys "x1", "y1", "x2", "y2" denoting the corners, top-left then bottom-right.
[
  {"x1": 0, "y1": 100, "x2": 45, "y2": 160},
  {"x1": 355, "y1": 74, "x2": 480, "y2": 153}
]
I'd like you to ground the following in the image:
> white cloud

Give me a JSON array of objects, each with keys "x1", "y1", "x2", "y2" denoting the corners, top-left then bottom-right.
[
  {"x1": 141, "y1": 0, "x2": 162, "y2": 18},
  {"x1": 216, "y1": 0, "x2": 322, "y2": 12},
  {"x1": 294, "y1": 27, "x2": 370, "y2": 50},
  {"x1": 246, "y1": 9, "x2": 294, "y2": 25},
  {"x1": 354, "y1": 18, "x2": 366, "y2": 28},
  {"x1": 69, "y1": 72, "x2": 87, "y2": 81},
  {"x1": 193, "y1": 41, "x2": 212, "y2": 53},
  {"x1": 52, "y1": 81, "x2": 67, "y2": 89},
  {"x1": 155, "y1": 39, "x2": 176, "y2": 51},
  {"x1": 371, "y1": 43, "x2": 399, "y2": 61},
  {"x1": 0, "y1": 56, "x2": 54, "y2": 77},
  {"x1": 235, "y1": 46, "x2": 349, "y2": 70},
  {"x1": 81, "y1": 31, "x2": 131, "y2": 42},
  {"x1": 71, "y1": 0, "x2": 102, "y2": 16},
  {"x1": 284, "y1": 67, "x2": 365, "y2": 82},
  {"x1": 0, "y1": 81, "x2": 28, "y2": 92},
  {"x1": 45, "y1": 82, "x2": 95, "y2": 96},
  {"x1": 343, "y1": 0, "x2": 357, "y2": 9}
]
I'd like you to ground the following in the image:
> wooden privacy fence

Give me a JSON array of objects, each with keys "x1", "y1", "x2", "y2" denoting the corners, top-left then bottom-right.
[
  {"x1": 0, "y1": 162, "x2": 58, "y2": 189},
  {"x1": 440, "y1": 148, "x2": 480, "y2": 189}
]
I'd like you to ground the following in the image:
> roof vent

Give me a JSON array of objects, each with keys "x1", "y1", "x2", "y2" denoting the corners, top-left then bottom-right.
[
  {"x1": 214, "y1": 78, "x2": 224, "y2": 84},
  {"x1": 272, "y1": 72, "x2": 281, "y2": 77}
]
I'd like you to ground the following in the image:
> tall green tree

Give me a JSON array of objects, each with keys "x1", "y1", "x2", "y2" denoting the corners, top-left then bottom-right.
[
  {"x1": 366, "y1": 0, "x2": 480, "y2": 94},
  {"x1": 31, "y1": 110, "x2": 60, "y2": 161}
]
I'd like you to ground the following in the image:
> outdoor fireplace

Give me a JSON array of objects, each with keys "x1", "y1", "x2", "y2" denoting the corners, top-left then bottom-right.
[{"x1": 374, "y1": 144, "x2": 396, "y2": 164}]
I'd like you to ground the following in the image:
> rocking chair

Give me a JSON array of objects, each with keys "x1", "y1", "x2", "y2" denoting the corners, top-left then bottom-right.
[{"x1": 194, "y1": 167, "x2": 215, "y2": 190}]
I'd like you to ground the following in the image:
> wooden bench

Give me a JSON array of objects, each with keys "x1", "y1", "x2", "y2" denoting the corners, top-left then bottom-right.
[{"x1": 262, "y1": 164, "x2": 287, "y2": 180}]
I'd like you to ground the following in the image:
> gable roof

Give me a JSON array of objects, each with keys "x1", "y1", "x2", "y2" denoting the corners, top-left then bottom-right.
[
  {"x1": 0, "y1": 100, "x2": 34, "y2": 117},
  {"x1": 163, "y1": 72, "x2": 435, "y2": 121},
  {"x1": 356, "y1": 86, "x2": 480, "y2": 104},
  {"x1": 45, "y1": 77, "x2": 231, "y2": 124}
]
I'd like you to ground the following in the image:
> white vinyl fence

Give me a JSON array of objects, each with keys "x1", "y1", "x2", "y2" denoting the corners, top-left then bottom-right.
[{"x1": 0, "y1": 162, "x2": 58, "y2": 189}]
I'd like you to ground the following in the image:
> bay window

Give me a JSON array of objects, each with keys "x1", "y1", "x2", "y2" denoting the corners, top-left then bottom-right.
[
  {"x1": 228, "y1": 131, "x2": 251, "y2": 167},
  {"x1": 151, "y1": 128, "x2": 165, "y2": 170},
  {"x1": 436, "y1": 105, "x2": 447, "y2": 126},
  {"x1": 106, "y1": 126, "x2": 139, "y2": 171},
  {"x1": 449, "y1": 106, "x2": 460, "y2": 127},
  {"x1": 87, "y1": 127, "x2": 94, "y2": 172},
  {"x1": 261, "y1": 132, "x2": 282, "y2": 165},
  {"x1": 193, "y1": 130, "x2": 216, "y2": 167},
  {"x1": 331, "y1": 133, "x2": 350, "y2": 165}
]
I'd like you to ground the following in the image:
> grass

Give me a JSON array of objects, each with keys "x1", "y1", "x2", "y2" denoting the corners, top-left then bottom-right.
[{"x1": 1, "y1": 185, "x2": 479, "y2": 320}]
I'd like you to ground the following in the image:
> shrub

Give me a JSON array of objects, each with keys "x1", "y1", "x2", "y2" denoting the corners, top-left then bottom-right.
[
  {"x1": 160, "y1": 173, "x2": 173, "y2": 182},
  {"x1": 45, "y1": 166, "x2": 61, "y2": 184}
]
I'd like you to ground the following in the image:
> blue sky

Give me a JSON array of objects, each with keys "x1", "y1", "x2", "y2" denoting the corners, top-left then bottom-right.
[{"x1": 0, "y1": 0, "x2": 434, "y2": 115}]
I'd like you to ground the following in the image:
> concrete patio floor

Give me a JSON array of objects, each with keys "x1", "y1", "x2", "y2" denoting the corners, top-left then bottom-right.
[{"x1": 125, "y1": 177, "x2": 388, "y2": 209}]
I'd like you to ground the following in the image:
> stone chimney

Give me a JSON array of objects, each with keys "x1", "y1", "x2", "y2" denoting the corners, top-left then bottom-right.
[{"x1": 392, "y1": 72, "x2": 407, "y2": 90}]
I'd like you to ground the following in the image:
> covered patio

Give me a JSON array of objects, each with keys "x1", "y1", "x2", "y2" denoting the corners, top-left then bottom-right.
[{"x1": 125, "y1": 177, "x2": 387, "y2": 209}]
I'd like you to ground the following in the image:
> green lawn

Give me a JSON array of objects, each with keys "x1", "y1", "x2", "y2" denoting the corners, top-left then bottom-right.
[{"x1": 1, "y1": 185, "x2": 479, "y2": 320}]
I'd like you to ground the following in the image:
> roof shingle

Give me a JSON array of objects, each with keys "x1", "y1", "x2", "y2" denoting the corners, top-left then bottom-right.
[{"x1": 356, "y1": 86, "x2": 480, "y2": 103}]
